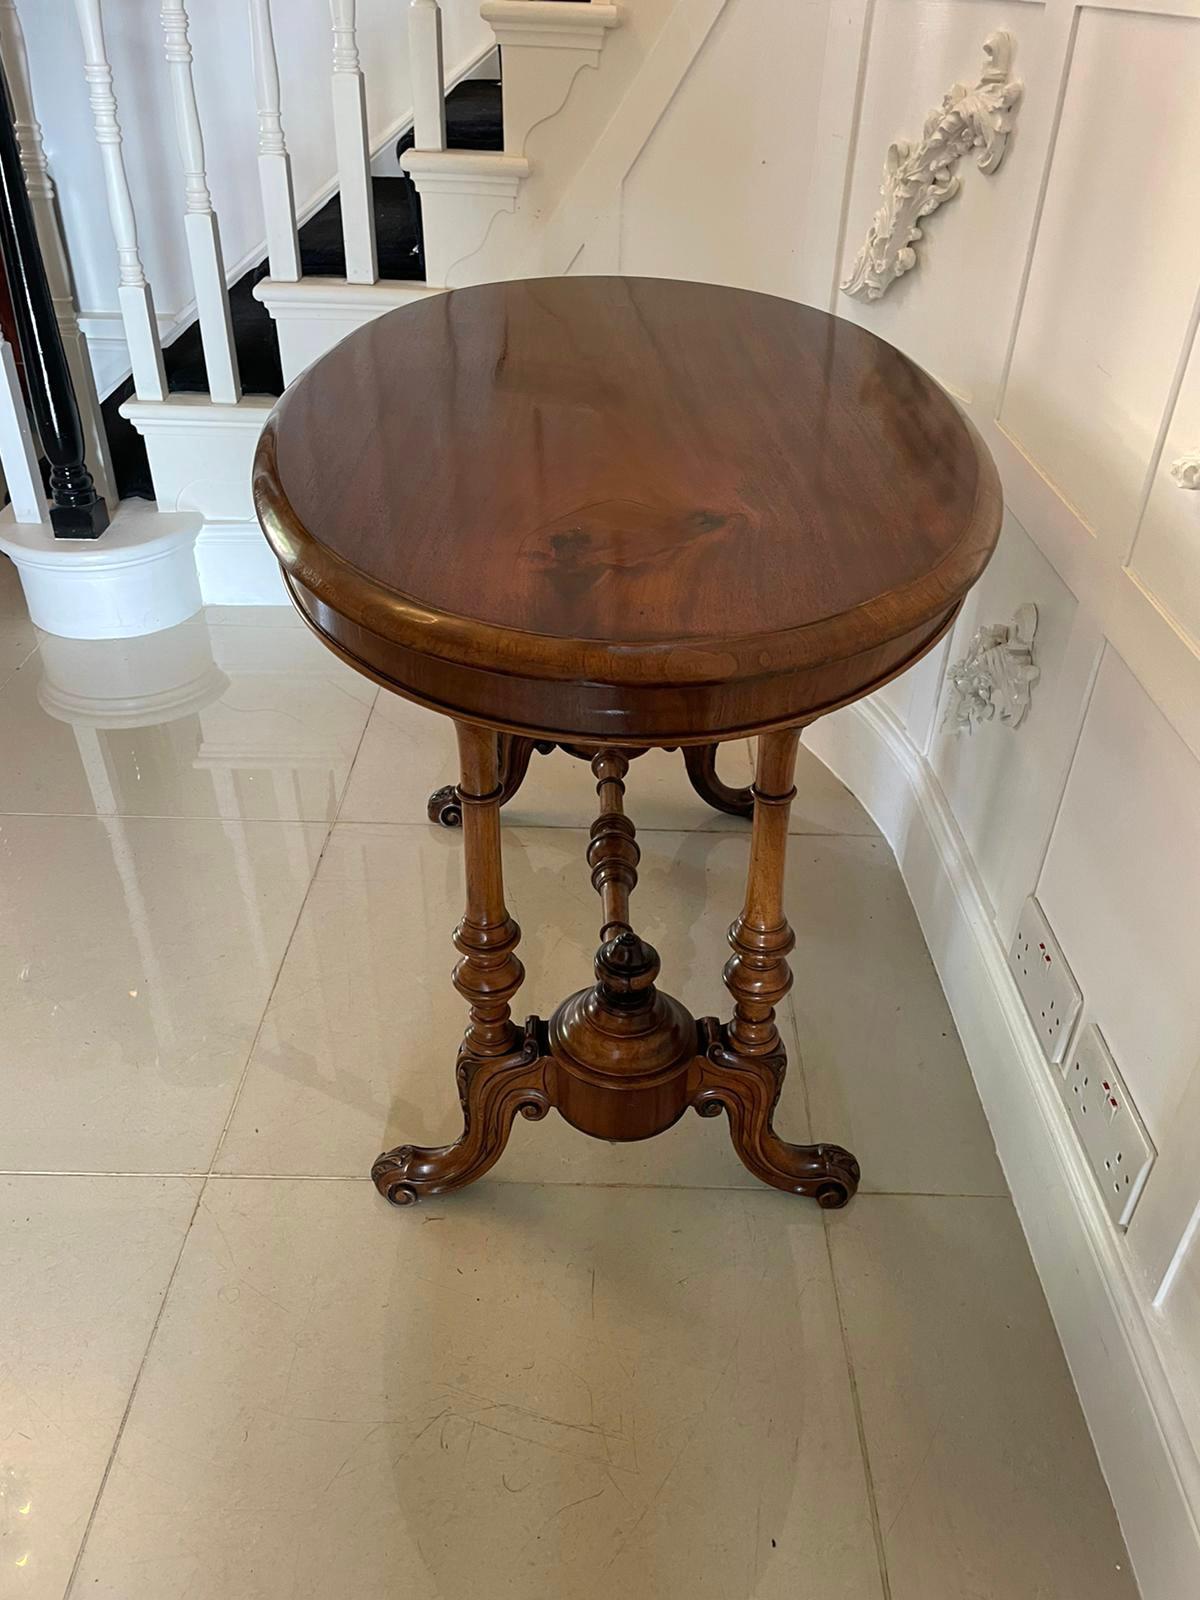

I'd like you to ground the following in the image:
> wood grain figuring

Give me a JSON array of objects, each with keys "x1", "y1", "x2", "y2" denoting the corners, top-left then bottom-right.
[
  {"x1": 258, "y1": 276, "x2": 1002, "y2": 1210},
  {"x1": 256, "y1": 276, "x2": 1001, "y2": 744}
]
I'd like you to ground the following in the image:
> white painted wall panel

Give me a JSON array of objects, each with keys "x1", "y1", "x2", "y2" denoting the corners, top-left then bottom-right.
[
  {"x1": 1129, "y1": 337, "x2": 1200, "y2": 649},
  {"x1": 928, "y1": 512, "x2": 1082, "y2": 935},
  {"x1": 999, "y1": 8, "x2": 1200, "y2": 550},
  {"x1": 1037, "y1": 646, "x2": 1200, "y2": 1143},
  {"x1": 874, "y1": 633, "x2": 948, "y2": 752},
  {"x1": 619, "y1": 0, "x2": 827, "y2": 298}
]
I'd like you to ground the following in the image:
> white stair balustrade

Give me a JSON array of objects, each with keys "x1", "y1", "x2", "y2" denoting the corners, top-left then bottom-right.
[
  {"x1": 248, "y1": 0, "x2": 300, "y2": 281},
  {"x1": 329, "y1": 0, "x2": 378, "y2": 284},
  {"x1": 159, "y1": 0, "x2": 241, "y2": 404},
  {"x1": 73, "y1": 0, "x2": 168, "y2": 403},
  {"x1": 0, "y1": 0, "x2": 115, "y2": 503},
  {"x1": 409, "y1": 0, "x2": 447, "y2": 152}
]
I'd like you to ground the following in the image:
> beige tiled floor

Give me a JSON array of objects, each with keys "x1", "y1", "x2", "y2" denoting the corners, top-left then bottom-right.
[{"x1": 0, "y1": 582, "x2": 1139, "y2": 1599}]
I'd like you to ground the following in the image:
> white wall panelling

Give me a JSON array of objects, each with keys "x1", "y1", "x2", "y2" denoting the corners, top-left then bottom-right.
[
  {"x1": 618, "y1": 0, "x2": 825, "y2": 296},
  {"x1": 1037, "y1": 648, "x2": 1200, "y2": 1151},
  {"x1": 793, "y1": 0, "x2": 1200, "y2": 1580},
  {"x1": 160, "y1": 0, "x2": 242, "y2": 404}
]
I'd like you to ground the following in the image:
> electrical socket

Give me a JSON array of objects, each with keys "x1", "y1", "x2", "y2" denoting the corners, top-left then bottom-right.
[
  {"x1": 1061, "y1": 1023, "x2": 1156, "y2": 1230},
  {"x1": 1008, "y1": 896, "x2": 1083, "y2": 1065}
]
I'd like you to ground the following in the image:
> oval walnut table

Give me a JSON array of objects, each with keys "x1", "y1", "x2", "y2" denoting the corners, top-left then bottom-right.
[{"x1": 253, "y1": 276, "x2": 1002, "y2": 1210}]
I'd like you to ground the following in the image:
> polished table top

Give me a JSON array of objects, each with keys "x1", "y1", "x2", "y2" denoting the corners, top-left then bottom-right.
[{"x1": 254, "y1": 277, "x2": 1001, "y2": 744}]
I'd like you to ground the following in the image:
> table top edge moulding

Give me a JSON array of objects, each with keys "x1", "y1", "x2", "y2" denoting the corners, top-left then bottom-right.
[{"x1": 252, "y1": 276, "x2": 1001, "y2": 746}]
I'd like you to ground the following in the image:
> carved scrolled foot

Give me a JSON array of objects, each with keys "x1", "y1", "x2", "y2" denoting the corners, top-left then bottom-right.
[
  {"x1": 694, "y1": 1031, "x2": 860, "y2": 1207},
  {"x1": 427, "y1": 784, "x2": 463, "y2": 828},
  {"x1": 683, "y1": 743, "x2": 755, "y2": 820},
  {"x1": 372, "y1": 1021, "x2": 549, "y2": 1204}
]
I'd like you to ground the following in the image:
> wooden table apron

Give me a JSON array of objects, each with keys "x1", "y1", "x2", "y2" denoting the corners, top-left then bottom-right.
[{"x1": 253, "y1": 276, "x2": 1002, "y2": 1209}]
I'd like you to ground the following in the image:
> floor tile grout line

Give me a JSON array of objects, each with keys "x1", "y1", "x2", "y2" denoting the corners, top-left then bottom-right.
[
  {"x1": 0, "y1": 641, "x2": 38, "y2": 697},
  {"x1": 0, "y1": 810, "x2": 878, "y2": 840},
  {"x1": 0, "y1": 1169, "x2": 1013, "y2": 1197},
  {"x1": 823, "y1": 1212, "x2": 895, "y2": 1600},
  {"x1": 332, "y1": 813, "x2": 881, "y2": 838},
  {"x1": 61, "y1": 1179, "x2": 209, "y2": 1600},
  {"x1": 331, "y1": 691, "x2": 380, "y2": 830}
]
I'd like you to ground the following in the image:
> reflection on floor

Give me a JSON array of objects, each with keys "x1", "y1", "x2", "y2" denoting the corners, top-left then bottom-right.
[{"x1": 0, "y1": 561, "x2": 1140, "y2": 1599}]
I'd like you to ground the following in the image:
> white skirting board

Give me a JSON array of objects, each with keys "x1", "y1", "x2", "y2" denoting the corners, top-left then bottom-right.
[
  {"x1": 194, "y1": 522, "x2": 287, "y2": 606},
  {"x1": 806, "y1": 698, "x2": 1200, "y2": 1600}
]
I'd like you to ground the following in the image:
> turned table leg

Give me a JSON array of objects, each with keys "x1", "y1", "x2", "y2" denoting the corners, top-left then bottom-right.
[
  {"x1": 373, "y1": 723, "x2": 549, "y2": 1204},
  {"x1": 692, "y1": 729, "x2": 861, "y2": 1207}
]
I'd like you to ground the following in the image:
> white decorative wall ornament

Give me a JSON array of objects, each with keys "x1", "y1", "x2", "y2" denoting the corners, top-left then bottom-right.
[
  {"x1": 944, "y1": 603, "x2": 1039, "y2": 734},
  {"x1": 841, "y1": 33, "x2": 1023, "y2": 302},
  {"x1": 1169, "y1": 452, "x2": 1200, "y2": 489}
]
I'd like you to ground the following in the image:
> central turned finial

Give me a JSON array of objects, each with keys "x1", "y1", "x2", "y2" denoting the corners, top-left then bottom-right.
[{"x1": 594, "y1": 928, "x2": 660, "y2": 1007}]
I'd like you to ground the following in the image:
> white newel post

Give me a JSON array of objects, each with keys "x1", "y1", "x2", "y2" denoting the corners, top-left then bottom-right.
[
  {"x1": 248, "y1": 0, "x2": 300, "y2": 281},
  {"x1": 0, "y1": 0, "x2": 115, "y2": 503},
  {"x1": 409, "y1": 0, "x2": 447, "y2": 152},
  {"x1": 73, "y1": 0, "x2": 168, "y2": 403},
  {"x1": 159, "y1": 0, "x2": 240, "y2": 403},
  {"x1": 329, "y1": 0, "x2": 378, "y2": 284}
]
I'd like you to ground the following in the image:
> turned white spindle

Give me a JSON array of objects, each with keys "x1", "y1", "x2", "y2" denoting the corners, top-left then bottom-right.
[
  {"x1": 72, "y1": 0, "x2": 167, "y2": 402},
  {"x1": 409, "y1": 0, "x2": 446, "y2": 152},
  {"x1": 0, "y1": 0, "x2": 115, "y2": 500},
  {"x1": 329, "y1": 0, "x2": 377, "y2": 284},
  {"x1": 159, "y1": 0, "x2": 240, "y2": 403},
  {"x1": 248, "y1": 0, "x2": 300, "y2": 281}
]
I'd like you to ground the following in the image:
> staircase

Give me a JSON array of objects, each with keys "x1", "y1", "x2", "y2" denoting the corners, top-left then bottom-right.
[
  {"x1": 101, "y1": 74, "x2": 506, "y2": 503},
  {"x1": 0, "y1": 0, "x2": 623, "y2": 632}
]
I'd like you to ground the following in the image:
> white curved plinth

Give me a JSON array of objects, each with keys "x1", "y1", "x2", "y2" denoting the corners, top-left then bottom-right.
[{"x1": 0, "y1": 503, "x2": 203, "y2": 639}]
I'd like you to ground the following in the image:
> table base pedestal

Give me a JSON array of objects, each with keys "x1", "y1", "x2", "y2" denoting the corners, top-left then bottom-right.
[{"x1": 373, "y1": 728, "x2": 860, "y2": 1211}]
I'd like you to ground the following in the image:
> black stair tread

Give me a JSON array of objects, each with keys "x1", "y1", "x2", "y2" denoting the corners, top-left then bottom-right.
[{"x1": 298, "y1": 175, "x2": 424, "y2": 281}]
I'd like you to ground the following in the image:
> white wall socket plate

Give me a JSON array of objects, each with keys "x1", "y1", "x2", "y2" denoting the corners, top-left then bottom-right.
[
  {"x1": 1008, "y1": 896, "x2": 1083, "y2": 1065},
  {"x1": 1061, "y1": 1023, "x2": 1156, "y2": 1230}
]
